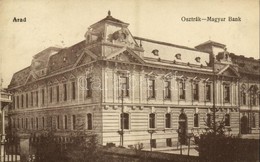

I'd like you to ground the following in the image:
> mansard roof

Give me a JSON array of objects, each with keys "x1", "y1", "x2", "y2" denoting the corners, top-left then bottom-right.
[
  {"x1": 135, "y1": 37, "x2": 210, "y2": 67},
  {"x1": 48, "y1": 40, "x2": 86, "y2": 74}
]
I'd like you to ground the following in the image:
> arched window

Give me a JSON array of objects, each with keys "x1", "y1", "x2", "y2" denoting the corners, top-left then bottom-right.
[
  {"x1": 225, "y1": 114, "x2": 230, "y2": 126},
  {"x1": 194, "y1": 114, "x2": 199, "y2": 127},
  {"x1": 165, "y1": 113, "x2": 171, "y2": 128},
  {"x1": 87, "y1": 113, "x2": 92, "y2": 130},
  {"x1": 120, "y1": 113, "x2": 129, "y2": 130},
  {"x1": 149, "y1": 113, "x2": 156, "y2": 129}
]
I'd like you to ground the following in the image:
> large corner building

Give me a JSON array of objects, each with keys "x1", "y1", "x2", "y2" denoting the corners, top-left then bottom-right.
[{"x1": 7, "y1": 12, "x2": 260, "y2": 148}]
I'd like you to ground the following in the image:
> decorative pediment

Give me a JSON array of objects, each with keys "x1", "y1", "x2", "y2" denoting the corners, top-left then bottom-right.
[
  {"x1": 217, "y1": 65, "x2": 240, "y2": 77},
  {"x1": 74, "y1": 49, "x2": 97, "y2": 67},
  {"x1": 146, "y1": 71, "x2": 158, "y2": 78},
  {"x1": 106, "y1": 47, "x2": 145, "y2": 64}
]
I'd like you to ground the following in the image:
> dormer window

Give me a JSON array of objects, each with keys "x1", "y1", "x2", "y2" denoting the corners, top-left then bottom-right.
[
  {"x1": 152, "y1": 49, "x2": 159, "y2": 56},
  {"x1": 195, "y1": 57, "x2": 201, "y2": 63},
  {"x1": 175, "y1": 53, "x2": 181, "y2": 60}
]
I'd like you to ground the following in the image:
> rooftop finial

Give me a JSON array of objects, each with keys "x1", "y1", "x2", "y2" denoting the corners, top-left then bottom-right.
[{"x1": 108, "y1": 10, "x2": 111, "y2": 16}]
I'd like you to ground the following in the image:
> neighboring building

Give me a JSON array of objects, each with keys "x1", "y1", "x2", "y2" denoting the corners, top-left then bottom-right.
[{"x1": 7, "y1": 12, "x2": 260, "y2": 148}]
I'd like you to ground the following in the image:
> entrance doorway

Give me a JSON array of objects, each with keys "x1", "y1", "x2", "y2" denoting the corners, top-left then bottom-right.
[
  {"x1": 178, "y1": 113, "x2": 187, "y2": 145},
  {"x1": 241, "y1": 116, "x2": 249, "y2": 134}
]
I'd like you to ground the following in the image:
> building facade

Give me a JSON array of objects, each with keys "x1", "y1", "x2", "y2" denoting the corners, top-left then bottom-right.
[{"x1": 7, "y1": 12, "x2": 260, "y2": 148}]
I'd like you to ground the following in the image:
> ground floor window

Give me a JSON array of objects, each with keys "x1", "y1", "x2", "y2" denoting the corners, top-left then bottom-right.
[
  {"x1": 150, "y1": 139, "x2": 156, "y2": 148},
  {"x1": 166, "y1": 138, "x2": 172, "y2": 147}
]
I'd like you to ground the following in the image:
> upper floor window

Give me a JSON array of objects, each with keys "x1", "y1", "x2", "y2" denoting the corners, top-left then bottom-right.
[
  {"x1": 26, "y1": 93, "x2": 28, "y2": 108},
  {"x1": 224, "y1": 114, "x2": 230, "y2": 126},
  {"x1": 194, "y1": 113, "x2": 199, "y2": 127},
  {"x1": 31, "y1": 92, "x2": 33, "y2": 107},
  {"x1": 120, "y1": 113, "x2": 129, "y2": 130},
  {"x1": 36, "y1": 91, "x2": 39, "y2": 106},
  {"x1": 87, "y1": 113, "x2": 92, "y2": 130},
  {"x1": 179, "y1": 81, "x2": 186, "y2": 100},
  {"x1": 165, "y1": 113, "x2": 171, "y2": 128},
  {"x1": 164, "y1": 81, "x2": 171, "y2": 99},
  {"x1": 64, "y1": 115, "x2": 68, "y2": 129},
  {"x1": 42, "y1": 89, "x2": 45, "y2": 105},
  {"x1": 56, "y1": 86, "x2": 59, "y2": 102},
  {"x1": 120, "y1": 76, "x2": 129, "y2": 97},
  {"x1": 71, "y1": 81, "x2": 76, "y2": 100},
  {"x1": 86, "y1": 77, "x2": 92, "y2": 98},
  {"x1": 63, "y1": 84, "x2": 67, "y2": 101},
  {"x1": 149, "y1": 113, "x2": 156, "y2": 129},
  {"x1": 206, "y1": 84, "x2": 211, "y2": 101},
  {"x1": 72, "y1": 115, "x2": 76, "y2": 130},
  {"x1": 16, "y1": 96, "x2": 19, "y2": 109},
  {"x1": 224, "y1": 84, "x2": 230, "y2": 103},
  {"x1": 148, "y1": 79, "x2": 156, "y2": 99},
  {"x1": 193, "y1": 83, "x2": 199, "y2": 101},
  {"x1": 49, "y1": 87, "x2": 53, "y2": 103},
  {"x1": 241, "y1": 91, "x2": 246, "y2": 105},
  {"x1": 21, "y1": 95, "x2": 24, "y2": 108},
  {"x1": 251, "y1": 113, "x2": 256, "y2": 128}
]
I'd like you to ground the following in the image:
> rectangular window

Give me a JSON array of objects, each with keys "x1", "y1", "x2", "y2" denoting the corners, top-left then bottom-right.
[
  {"x1": 56, "y1": 86, "x2": 59, "y2": 102},
  {"x1": 224, "y1": 84, "x2": 230, "y2": 103},
  {"x1": 150, "y1": 139, "x2": 156, "y2": 148},
  {"x1": 16, "y1": 96, "x2": 19, "y2": 109},
  {"x1": 25, "y1": 118, "x2": 28, "y2": 129},
  {"x1": 57, "y1": 116, "x2": 60, "y2": 129},
  {"x1": 194, "y1": 114, "x2": 199, "y2": 127},
  {"x1": 71, "y1": 81, "x2": 76, "y2": 100},
  {"x1": 64, "y1": 115, "x2": 68, "y2": 129},
  {"x1": 26, "y1": 93, "x2": 28, "y2": 108},
  {"x1": 86, "y1": 78, "x2": 92, "y2": 97},
  {"x1": 241, "y1": 92, "x2": 246, "y2": 105},
  {"x1": 63, "y1": 84, "x2": 67, "y2": 101},
  {"x1": 31, "y1": 92, "x2": 33, "y2": 107},
  {"x1": 42, "y1": 117, "x2": 45, "y2": 129},
  {"x1": 21, "y1": 95, "x2": 24, "y2": 108},
  {"x1": 164, "y1": 81, "x2": 171, "y2": 99},
  {"x1": 149, "y1": 113, "x2": 156, "y2": 129},
  {"x1": 120, "y1": 76, "x2": 129, "y2": 97},
  {"x1": 49, "y1": 87, "x2": 53, "y2": 103},
  {"x1": 193, "y1": 83, "x2": 199, "y2": 101},
  {"x1": 36, "y1": 117, "x2": 38, "y2": 130},
  {"x1": 72, "y1": 115, "x2": 76, "y2": 130},
  {"x1": 36, "y1": 91, "x2": 39, "y2": 106},
  {"x1": 225, "y1": 114, "x2": 230, "y2": 126},
  {"x1": 21, "y1": 118, "x2": 24, "y2": 129},
  {"x1": 165, "y1": 113, "x2": 171, "y2": 128},
  {"x1": 166, "y1": 138, "x2": 172, "y2": 147},
  {"x1": 148, "y1": 79, "x2": 156, "y2": 99},
  {"x1": 206, "y1": 84, "x2": 211, "y2": 101},
  {"x1": 120, "y1": 113, "x2": 129, "y2": 130},
  {"x1": 206, "y1": 114, "x2": 212, "y2": 127},
  {"x1": 87, "y1": 114, "x2": 92, "y2": 130},
  {"x1": 179, "y1": 81, "x2": 186, "y2": 100},
  {"x1": 42, "y1": 89, "x2": 45, "y2": 105},
  {"x1": 13, "y1": 96, "x2": 15, "y2": 109},
  {"x1": 31, "y1": 118, "x2": 34, "y2": 129}
]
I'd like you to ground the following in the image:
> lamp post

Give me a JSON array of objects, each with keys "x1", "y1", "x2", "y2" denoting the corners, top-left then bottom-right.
[{"x1": 147, "y1": 129, "x2": 156, "y2": 151}]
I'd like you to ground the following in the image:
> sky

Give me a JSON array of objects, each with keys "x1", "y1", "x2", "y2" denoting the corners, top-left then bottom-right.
[{"x1": 0, "y1": 0, "x2": 259, "y2": 88}]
